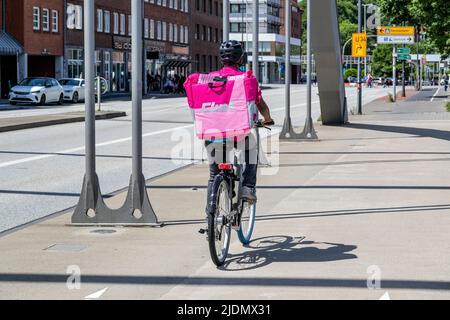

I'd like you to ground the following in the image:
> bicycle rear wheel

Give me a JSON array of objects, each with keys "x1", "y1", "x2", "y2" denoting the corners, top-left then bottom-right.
[
  {"x1": 208, "y1": 178, "x2": 231, "y2": 266},
  {"x1": 237, "y1": 200, "x2": 256, "y2": 245}
]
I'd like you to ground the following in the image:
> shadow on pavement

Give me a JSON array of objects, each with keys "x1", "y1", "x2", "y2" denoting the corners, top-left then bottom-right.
[
  {"x1": 346, "y1": 123, "x2": 450, "y2": 142},
  {"x1": 221, "y1": 236, "x2": 357, "y2": 271}
]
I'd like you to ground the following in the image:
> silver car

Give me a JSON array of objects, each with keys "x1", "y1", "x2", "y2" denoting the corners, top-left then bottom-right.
[
  {"x1": 9, "y1": 77, "x2": 64, "y2": 106},
  {"x1": 59, "y1": 78, "x2": 85, "y2": 103}
]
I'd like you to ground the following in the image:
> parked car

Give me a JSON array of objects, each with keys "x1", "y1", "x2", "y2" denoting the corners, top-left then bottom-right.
[
  {"x1": 9, "y1": 77, "x2": 64, "y2": 106},
  {"x1": 372, "y1": 77, "x2": 383, "y2": 86},
  {"x1": 59, "y1": 78, "x2": 85, "y2": 103}
]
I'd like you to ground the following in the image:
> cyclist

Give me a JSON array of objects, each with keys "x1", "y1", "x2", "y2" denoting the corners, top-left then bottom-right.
[{"x1": 205, "y1": 40, "x2": 274, "y2": 204}]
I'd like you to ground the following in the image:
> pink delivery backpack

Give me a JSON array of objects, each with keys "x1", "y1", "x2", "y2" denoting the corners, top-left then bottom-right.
[{"x1": 184, "y1": 70, "x2": 259, "y2": 141}]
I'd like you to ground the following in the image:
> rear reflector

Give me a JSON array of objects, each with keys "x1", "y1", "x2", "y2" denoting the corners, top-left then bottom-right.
[{"x1": 218, "y1": 163, "x2": 233, "y2": 170}]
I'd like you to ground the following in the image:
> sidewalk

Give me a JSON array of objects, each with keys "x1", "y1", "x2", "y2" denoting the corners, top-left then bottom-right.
[{"x1": 1, "y1": 97, "x2": 450, "y2": 300}]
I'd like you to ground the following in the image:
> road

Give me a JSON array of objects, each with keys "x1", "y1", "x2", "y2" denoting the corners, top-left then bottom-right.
[{"x1": 0, "y1": 85, "x2": 391, "y2": 233}]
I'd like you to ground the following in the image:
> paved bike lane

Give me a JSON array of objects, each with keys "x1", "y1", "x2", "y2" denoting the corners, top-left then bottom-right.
[{"x1": 1, "y1": 101, "x2": 450, "y2": 299}]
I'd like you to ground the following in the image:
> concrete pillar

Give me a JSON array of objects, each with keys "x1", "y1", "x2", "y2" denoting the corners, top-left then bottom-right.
[{"x1": 55, "y1": 56, "x2": 64, "y2": 79}]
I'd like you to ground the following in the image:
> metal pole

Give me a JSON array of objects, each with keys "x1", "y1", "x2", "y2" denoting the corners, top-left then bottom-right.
[
  {"x1": 285, "y1": 0, "x2": 291, "y2": 115},
  {"x1": 402, "y1": 51, "x2": 406, "y2": 97},
  {"x1": 97, "y1": 76, "x2": 101, "y2": 111},
  {"x1": 132, "y1": 0, "x2": 142, "y2": 179},
  {"x1": 393, "y1": 44, "x2": 397, "y2": 102},
  {"x1": 357, "y1": 0, "x2": 362, "y2": 114},
  {"x1": 298, "y1": 0, "x2": 317, "y2": 140},
  {"x1": 223, "y1": 0, "x2": 229, "y2": 41},
  {"x1": 416, "y1": 27, "x2": 421, "y2": 91},
  {"x1": 279, "y1": 0, "x2": 301, "y2": 140},
  {"x1": 364, "y1": 5, "x2": 367, "y2": 77},
  {"x1": 252, "y1": 0, "x2": 259, "y2": 81},
  {"x1": 85, "y1": 0, "x2": 95, "y2": 180},
  {"x1": 72, "y1": 0, "x2": 102, "y2": 223}
]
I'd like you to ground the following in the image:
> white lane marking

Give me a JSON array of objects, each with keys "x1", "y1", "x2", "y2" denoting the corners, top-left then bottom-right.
[
  {"x1": 431, "y1": 87, "x2": 440, "y2": 102},
  {"x1": 0, "y1": 124, "x2": 193, "y2": 169},
  {"x1": 85, "y1": 287, "x2": 108, "y2": 300},
  {"x1": 379, "y1": 291, "x2": 391, "y2": 300}
]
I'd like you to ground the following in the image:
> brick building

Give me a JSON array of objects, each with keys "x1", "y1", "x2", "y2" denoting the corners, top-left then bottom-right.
[
  {"x1": 66, "y1": 0, "x2": 191, "y2": 93},
  {"x1": 0, "y1": 0, "x2": 63, "y2": 98},
  {"x1": 229, "y1": 0, "x2": 303, "y2": 83},
  {"x1": 191, "y1": 0, "x2": 223, "y2": 73}
]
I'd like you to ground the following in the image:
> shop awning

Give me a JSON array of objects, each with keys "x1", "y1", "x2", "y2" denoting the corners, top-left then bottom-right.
[
  {"x1": 0, "y1": 31, "x2": 23, "y2": 55},
  {"x1": 162, "y1": 59, "x2": 192, "y2": 69}
]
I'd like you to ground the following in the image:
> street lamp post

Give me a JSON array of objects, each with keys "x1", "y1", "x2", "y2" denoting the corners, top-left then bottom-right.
[
  {"x1": 279, "y1": 0, "x2": 302, "y2": 139},
  {"x1": 357, "y1": 0, "x2": 362, "y2": 115},
  {"x1": 252, "y1": 0, "x2": 259, "y2": 81},
  {"x1": 298, "y1": 0, "x2": 318, "y2": 139},
  {"x1": 223, "y1": 0, "x2": 229, "y2": 41}
]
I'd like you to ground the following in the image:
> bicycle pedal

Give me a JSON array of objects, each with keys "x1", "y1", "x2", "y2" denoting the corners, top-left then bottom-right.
[{"x1": 198, "y1": 228, "x2": 207, "y2": 234}]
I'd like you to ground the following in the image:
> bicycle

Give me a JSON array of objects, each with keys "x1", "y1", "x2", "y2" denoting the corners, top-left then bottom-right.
[{"x1": 199, "y1": 119, "x2": 274, "y2": 267}]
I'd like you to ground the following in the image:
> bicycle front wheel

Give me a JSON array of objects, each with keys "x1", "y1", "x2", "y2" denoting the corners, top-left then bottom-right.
[
  {"x1": 208, "y1": 178, "x2": 231, "y2": 267},
  {"x1": 237, "y1": 200, "x2": 256, "y2": 245}
]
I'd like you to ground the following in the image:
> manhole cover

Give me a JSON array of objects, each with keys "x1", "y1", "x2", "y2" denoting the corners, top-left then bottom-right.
[
  {"x1": 44, "y1": 244, "x2": 87, "y2": 252},
  {"x1": 90, "y1": 229, "x2": 117, "y2": 234}
]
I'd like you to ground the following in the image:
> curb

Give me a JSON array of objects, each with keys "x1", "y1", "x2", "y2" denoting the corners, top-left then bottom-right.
[{"x1": 0, "y1": 111, "x2": 127, "y2": 133}]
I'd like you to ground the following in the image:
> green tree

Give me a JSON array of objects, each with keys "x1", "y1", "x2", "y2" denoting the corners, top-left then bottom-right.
[
  {"x1": 345, "y1": 68, "x2": 358, "y2": 78},
  {"x1": 371, "y1": 45, "x2": 393, "y2": 76},
  {"x1": 378, "y1": 0, "x2": 450, "y2": 57},
  {"x1": 340, "y1": 20, "x2": 358, "y2": 54}
]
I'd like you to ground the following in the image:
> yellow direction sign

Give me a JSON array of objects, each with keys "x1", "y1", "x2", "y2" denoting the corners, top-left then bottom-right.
[
  {"x1": 352, "y1": 33, "x2": 367, "y2": 58},
  {"x1": 377, "y1": 26, "x2": 415, "y2": 36}
]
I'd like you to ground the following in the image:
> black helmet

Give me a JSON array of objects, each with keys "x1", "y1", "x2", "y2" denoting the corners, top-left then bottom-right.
[{"x1": 219, "y1": 40, "x2": 244, "y2": 65}]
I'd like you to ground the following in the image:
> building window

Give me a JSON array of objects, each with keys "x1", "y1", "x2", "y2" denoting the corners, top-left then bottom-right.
[
  {"x1": 215, "y1": 2, "x2": 218, "y2": 16},
  {"x1": 169, "y1": 0, "x2": 174, "y2": 9},
  {"x1": 120, "y1": 14, "x2": 126, "y2": 35},
  {"x1": 163, "y1": 0, "x2": 167, "y2": 6},
  {"x1": 33, "y1": 7, "x2": 41, "y2": 30},
  {"x1": 203, "y1": 0, "x2": 206, "y2": 13},
  {"x1": 184, "y1": 26, "x2": 188, "y2": 44},
  {"x1": 113, "y1": 13, "x2": 119, "y2": 34},
  {"x1": 128, "y1": 15, "x2": 132, "y2": 36},
  {"x1": 202, "y1": 25, "x2": 206, "y2": 41},
  {"x1": 209, "y1": 55, "x2": 212, "y2": 71},
  {"x1": 66, "y1": 5, "x2": 75, "y2": 29},
  {"x1": 174, "y1": 0, "x2": 178, "y2": 10},
  {"x1": 215, "y1": 28, "x2": 218, "y2": 43},
  {"x1": 104, "y1": 11, "x2": 110, "y2": 33},
  {"x1": 157, "y1": 21, "x2": 162, "y2": 40},
  {"x1": 207, "y1": 27, "x2": 211, "y2": 42},
  {"x1": 51, "y1": 10, "x2": 58, "y2": 33},
  {"x1": 162, "y1": 21, "x2": 167, "y2": 41},
  {"x1": 150, "y1": 19, "x2": 155, "y2": 39},
  {"x1": 144, "y1": 18, "x2": 149, "y2": 38},
  {"x1": 68, "y1": 49, "x2": 83, "y2": 79},
  {"x1": 174, "y1": 24, "x2": 178, "y2": 42},
  {"x1": 196, "y1": 0, "x2": 200, "y2": 11},
  {"x1": 42, "y1": 8, "x2": 49, "y2": 31},
  {"x1": 180, "y1": 0, "x2": 183, "y2": 11},
  {"x1": 196, "y1": 54, "x2": 200, "y2": 71},
  {"x1": 202, "y1": 54, "x2": 206, "y2": 72},
  {"x1": 209, "y1": 0, "x2": 212, "y2": 14},
  {"x1": 104, "y1": 51, "x2": 111, "y2": 81},
  {"x1": 157, "y1": 0, "x2": 162, "y2": 5},
  {"x1": 185, "y1": 0, "x2": 189, "y2": 13},
  {"x1": 195, "y1": 24, "x2": 199, "y2": 40},
  {"x1": 169, "y1": 23, "x2": 173, "y2": 42},
  {"x1": 96, "y1": 9, "x2": 103, "y2": 32},
  {"x1": 180, "y1": 25, "x2": 184, "y2": 43}
]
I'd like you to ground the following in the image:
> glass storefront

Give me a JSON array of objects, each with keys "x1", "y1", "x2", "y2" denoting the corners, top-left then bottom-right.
[
  {"x1": 112, "y1": 51, "x2": 126, "y2": 92},
  {"x1": 67, "y1": 49, "x2": 83, "y2": 79}
]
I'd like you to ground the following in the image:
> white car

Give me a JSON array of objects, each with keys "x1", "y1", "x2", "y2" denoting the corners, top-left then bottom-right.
[
  {"x1": 59, "y1": 78, "x2": 85, "y2": 103},
  {"x1": 9, "y1": 77, "x2": 64, "y2": 106}
]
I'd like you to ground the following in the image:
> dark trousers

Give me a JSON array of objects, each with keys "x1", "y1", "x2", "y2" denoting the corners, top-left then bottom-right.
[{"x1": 205, "y1": 134, "x2": 258, "y2": 206}]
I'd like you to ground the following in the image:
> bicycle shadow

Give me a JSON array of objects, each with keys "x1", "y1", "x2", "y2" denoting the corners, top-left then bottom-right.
[{"x1": 220, "y1": 235, "x2": 357, "y2": 271}]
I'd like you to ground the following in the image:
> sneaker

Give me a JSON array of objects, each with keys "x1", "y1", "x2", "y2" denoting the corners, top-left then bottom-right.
[{"x1": 241, "y1": 186, "x2": 257, "y2": 202}]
